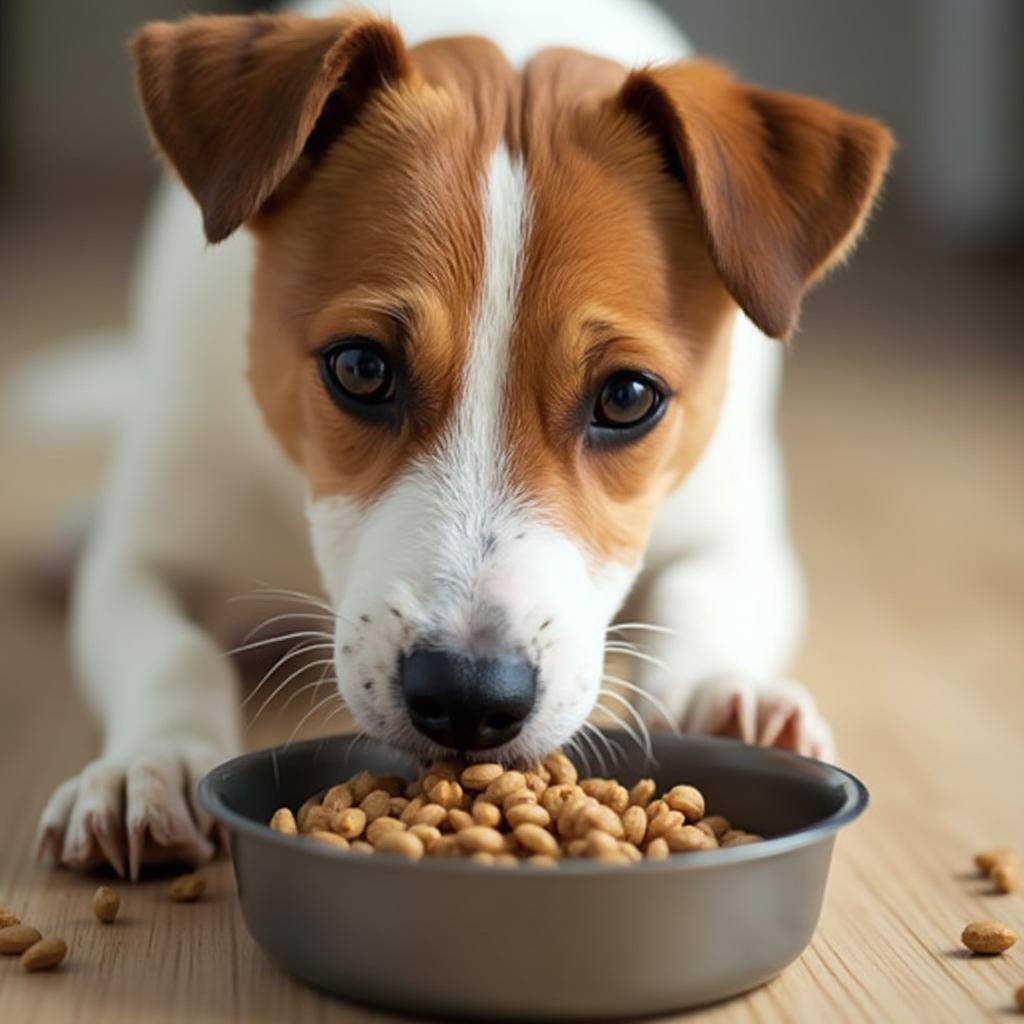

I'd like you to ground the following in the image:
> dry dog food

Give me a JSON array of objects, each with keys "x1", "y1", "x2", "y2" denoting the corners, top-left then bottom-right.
[
  {"x1": 0, "y1": 924, "x2": 43, "y2": 954},
  {"x1": 0, "y1": 907, "x2": 19, "y2": 929},
  {"x1": 268, "y1": 753, "x2": 762, "y2": 866},
  {"x1": 168, "y1": 873, "x2": 206, "y2": 901},
  {"x1": 975, "y1": 847, "x2": 1021, "y2": 894},
  {"x1": 961, "y1": 920, "x2": 1018, "y2": 955},
  {"x1": 21, "y1": 937, "x2": 68, "y2": 972},
  {"x1": 92, "y1": 886, "x2": 120, "y2": 924},
  {"x1": 1014, "y1": 984, "x2": 1024, "y2": 1012}
]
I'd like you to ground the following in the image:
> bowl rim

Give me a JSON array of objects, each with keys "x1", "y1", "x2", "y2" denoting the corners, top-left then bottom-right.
[{"x1": 199, "y1": 733, "x2": 869, "y2": 877}]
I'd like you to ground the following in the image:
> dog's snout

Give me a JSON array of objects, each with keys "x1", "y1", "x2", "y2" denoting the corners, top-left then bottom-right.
[{"x1": 399, "y1": 647, "x2": 537, "y2": 751}]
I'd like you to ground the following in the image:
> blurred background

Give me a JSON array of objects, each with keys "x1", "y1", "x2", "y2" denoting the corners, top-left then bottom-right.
[{"x1": 0, "y1": 1, "x2": 1021, "y2": 755}]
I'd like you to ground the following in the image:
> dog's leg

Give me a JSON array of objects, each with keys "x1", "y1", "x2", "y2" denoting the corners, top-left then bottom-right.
[
  {"x1": 625, "y1": 536, "x2": 834, "y2": 762},
  {"x1": 622, "y1": 328, "x2": 834, "y2": 760},
  {"x1": 36, "y1": 184, "x2": 309, "y2": 878},
  {"x1": 37, "y1": 557, "x2": 241, "y2": 879}
]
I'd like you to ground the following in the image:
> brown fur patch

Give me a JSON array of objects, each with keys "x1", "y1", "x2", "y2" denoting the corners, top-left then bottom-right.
[{"x1": 132, "y1": 13, "x2": 891, "y2": 564}]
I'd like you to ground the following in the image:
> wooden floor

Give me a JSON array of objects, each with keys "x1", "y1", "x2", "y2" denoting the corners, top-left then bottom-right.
[{"x1": 1, "y1": 197, "x2": 1022, "y2": 1022}]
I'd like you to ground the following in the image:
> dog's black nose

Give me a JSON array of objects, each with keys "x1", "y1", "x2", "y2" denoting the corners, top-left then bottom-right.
[{"x1": 399, "y1": 647, "x2": 537, "y2": 751}]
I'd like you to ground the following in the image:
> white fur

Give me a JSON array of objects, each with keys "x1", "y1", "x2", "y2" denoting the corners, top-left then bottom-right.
[
  {"x1": 311, "y1": 147, "x2": 638, "y2": 763},
  {"x1": 39, "y1": 0, "x2": 832, "y2": 879}
]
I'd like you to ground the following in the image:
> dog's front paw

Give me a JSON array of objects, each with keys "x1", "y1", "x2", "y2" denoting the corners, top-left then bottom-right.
[
  {"x1": 36, "y1": 738, "x2": 226, "y2": 880},
  {"x1": 681, "y1": 676, "x2": 836, "y2": 762}
]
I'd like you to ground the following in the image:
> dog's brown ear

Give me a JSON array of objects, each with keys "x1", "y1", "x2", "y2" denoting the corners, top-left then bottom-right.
[
  {"x1": 132, "y1": 13, "x2": 412, "y2": 243},
  {"x1": 617, "y1": 61, "x2": 893, "y2": 339}
]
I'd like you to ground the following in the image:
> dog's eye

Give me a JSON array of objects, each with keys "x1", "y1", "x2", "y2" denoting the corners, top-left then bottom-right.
[
  {"x1": 591, "y1": 371, "x2": 665, "y2": 438},
  {"x1": 320, "y1": 339, "x2": 395, "y2": 412}
]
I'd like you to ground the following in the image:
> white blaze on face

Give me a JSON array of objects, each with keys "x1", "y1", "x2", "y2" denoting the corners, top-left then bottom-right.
[{"x1": 307, "y1": 145, "x2": 639, "y2": 761}]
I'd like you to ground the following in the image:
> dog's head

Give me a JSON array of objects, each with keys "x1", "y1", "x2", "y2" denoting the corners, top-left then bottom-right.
[{"x1": 133, "y1": 13, "x2": 891, "y2": 762}]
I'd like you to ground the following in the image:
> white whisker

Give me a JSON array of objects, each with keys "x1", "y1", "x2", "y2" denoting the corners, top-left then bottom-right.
[
  {"x1": 240, "y1": 641, "x2": 335, "y2": 711},
  {"x1": 607, "y1": 622, "x2": 678, "y2": 637},
  {"x1": 596, "y1": 688, "x2": 653, "y2": 761},
  {"x1": 604, "y1": 645, "x2": 671, "y2": 674},
  {"x1": 578, "y1": 722, "x2": 608, "y2": 775},
  {"x1": 248, "y1": 656, "x2": 335, "y2": 730},
  {"x1": 241, "y1": 610, "x2": 336, "y2": 645},
  {"x1": 227, "y1": 629, "x2": 332, "y2": 658},
  {"x1": 284, "y1": 693, "x2": 344, "y2": 750},
  {"x1": 602, "y1": 673, "x2": 680, "y2": 733}
]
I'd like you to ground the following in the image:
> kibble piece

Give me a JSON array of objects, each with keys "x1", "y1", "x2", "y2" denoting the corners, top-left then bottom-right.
[
  {"x1": 270, "y1": 807, "x2": 298, "y2": 836},
  {"x1": 596, "y1": 851, "x2": 630, "y2": 867},
  {"x1": 365, "y1": 816, "x2": 405, "y2": 845},
  {"x1": 701, "y1": 815, "x2": 731, "y2": 839},
  {"x1": 503, "y1": 789, "x2": 537, "y2": 812},
  {"x1": 583, "y1": 804, "x2": 624, "y2": 839},
  {"x1": 0, "y1": 908, "x2": 20, "y2": 929},
  {"x1": 447, "y1": 809, "x2": 474, "y2": 832},
  {"x1": 542, "y1": 752, "x2": 578, "y2": 786},
  {"x1": 408, "y1": 825, "x2": 442, "y2": 850},
  {"x1": 604, "y1": 784, "x2": 630, "y2": 814},
  {"x1": 461, "y1": 763, "x2": 504, "y2": 791},
  {"x1": 527, "y1": 854, "x2": 558, "y2": 868},
  {"x1": 647, "y1": 810, "x2": 685, "y2": 840},
  {"x1": 585, "y1": 829, "x2": 619, "y2": 857},
  {"x1": 514, "y1": 823, "x2": 559, "y2": 856},
  {"x1": 665, "y1": 825, "x2": 715, "y2": 853},
  {"x1": 506, "y1": 803, "x2": 551, "y2": 829},
  {"x1": 20, "y1": 937, "x2": 67, "y2": 972},
  {"x1": 470, "y1": 851, "x2": 496, "y2": 866},
  {"x1": 664, "y1": 785, "x2": 705, "y2": 822},
  {"x1": 389, "y1": 797, "x2": 409, "y2": 816},
  {"x1": 1014, "y1": 984, "x2": 1024, "y2": 1012},
  {"x1": 484, "y1": 771, "x2": 526, "y2": 803},
  {"x1": 564, "y1": 838, "x2": 588, "y2": 858},
  {"x1": 296, "y1": 797, "x2": 320, "y2": 830},
  {"x1": 523, "y1": 772, "x2": 548, "y2": 797},
  {"x1": 309, "y1": 830, "x2": 350, "y2": 851},
  {"x1": 0, "y1": 925, "x2": 42, "y2": 954},
  {"x1": 359, "y1": 789, "x2": 392, "y2": 822},
  {"x1": 646, "y1": 799, "x2": 668, "y2": 821},
  {"x1": 992, "y1": 861, "x2": 1019, "y2": 894},
  {"x1": 721, "y1": 831, "x2": 763, "y2": 847},
  {"x1": 375, "y1": 831, "x2": 424, "y2": 861},
  {"x1": 348, "y1": 771, "x2": 376, "y2": 803},
  {"x1": 622, "y1": 806, "x2": 647, "y2": 846},
  {"x1": 301, "y1": 805, "x2": 332, "y2": 833},
  {"x1": 322, "y1": 783, "x2": 354, "y2": 812},
  {"x1": 618, "y1": 842, "x2": 643, "y2": 863},
  {"x1": 628, "y1": 778, "x2": 656, "y2": 808},
  {"x1": 974, "y1": 848, "x2": 1019, "y2": 875},
  {"x1": 646, "y1": 837, "x2": 670, "y2": 861},
  {"x1": 428, "y1": 835, "x2": 461, "y2": 858},
  {"x1": 457, "y1": 826, "x2": 506, "y2": 854},
  {"x1": 961, "y1": 920, "x2": 1017, "y2": 955},
  {"x1": 428, "y1": 780, "x2": 463, "y2": 809},
  {"x1": 399, "y1": 796, "x2": 425, "y2": 825},
  {"x1": 350, "y1": 840, "x2": 374, "y2": 855},
  {"x1": 410, "y1": 804, "x2": 447, "y2": 829},
  {"x1": 333, "y1": 807, "x2": 367, "y2": 839},
  {"x1": 168, "y1": 873, "x2": 206, "y2": 902},
  {"x1": 92, "y1": 886, "x2": 120, "y2": 924},
  {"x1": 471, "y1": 800, "x2": 503, "y2": 828},
  {"x1": 540, "y1": 784, "x2": 577, "y2": 815}
]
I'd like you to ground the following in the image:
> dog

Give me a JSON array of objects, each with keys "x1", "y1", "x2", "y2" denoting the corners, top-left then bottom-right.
[{"x1": 36, "y1": 0, "x2": 891, "y2": 879}]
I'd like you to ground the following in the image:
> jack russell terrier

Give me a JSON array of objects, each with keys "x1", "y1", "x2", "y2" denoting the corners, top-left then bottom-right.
[{"x1": 37, "y1": 0, "x2": 891, "y2": 879}]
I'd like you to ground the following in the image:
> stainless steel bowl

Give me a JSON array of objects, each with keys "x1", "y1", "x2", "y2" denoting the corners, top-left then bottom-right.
[{"x1": 199, "y1": 732, "x2": 867, "y2": 1019}]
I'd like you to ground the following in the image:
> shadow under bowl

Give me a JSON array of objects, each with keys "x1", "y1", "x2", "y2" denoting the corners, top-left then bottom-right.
[{"x1": 199, "y1": 732, "x2": 867, "y2": 1020}]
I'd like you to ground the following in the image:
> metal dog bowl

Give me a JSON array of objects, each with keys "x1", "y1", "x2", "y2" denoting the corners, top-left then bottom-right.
[{"x1": 200, "y1": 732, "x2": 867, "y2": 1019}]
